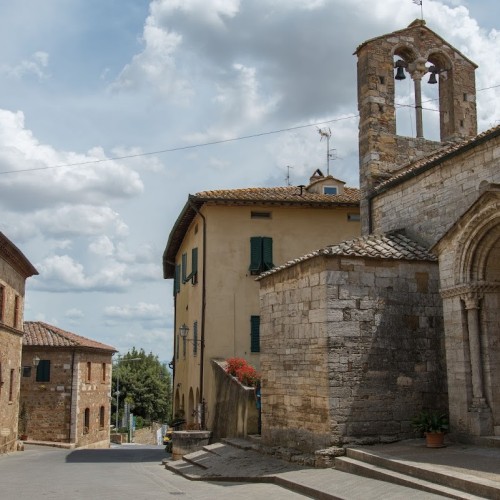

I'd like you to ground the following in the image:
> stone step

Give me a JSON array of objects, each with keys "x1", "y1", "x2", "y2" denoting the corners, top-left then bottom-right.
[
  {"x1": 335, "y1": 457, "x2": 483, "y2": 500},
  {"x1": 336, "y1": 447, "x2": 497, "y2": 499},
  {"x1": 163, "y1": 458, "x2": 207, "y2": 480},
  {"x1": 346, "y1": 447, "x2": 500, "y2": 497}
]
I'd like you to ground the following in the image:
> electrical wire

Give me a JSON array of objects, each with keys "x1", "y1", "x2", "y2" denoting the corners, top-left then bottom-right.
[{"x1": 0, "y1": 83, "x2": 499, "y2": 176}]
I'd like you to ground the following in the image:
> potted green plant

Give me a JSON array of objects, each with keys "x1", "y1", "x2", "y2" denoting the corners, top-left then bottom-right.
[{"x1": 412, "y1": 410, "x2": 448, "y2": 448}]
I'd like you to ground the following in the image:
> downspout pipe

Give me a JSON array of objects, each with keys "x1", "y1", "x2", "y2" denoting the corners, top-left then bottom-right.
[
  {"x1": 68, "y1": 350, "x2": 75, "y2": 443},
  {"x1": 188, "y1": 198, "x2": 207, "y2": 428}
]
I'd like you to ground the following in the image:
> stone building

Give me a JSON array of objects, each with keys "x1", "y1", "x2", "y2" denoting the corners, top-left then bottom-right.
[
  {"x1": 163, "y1": 172, "x2": 360, "y2": 438},
  {"x1": 0, "y1": 233, "x2": 38, "y2": 454},
  {"x1": 258, "y1": 20, "x2": 500, "y2": 452},
  {"x1": 20, "y1": 322, "x2": 117, "y2": 449}
]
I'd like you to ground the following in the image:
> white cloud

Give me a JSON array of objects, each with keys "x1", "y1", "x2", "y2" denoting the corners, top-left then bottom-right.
[
  {"x1": 109, "y1": 18, "x2": 191, "y2": 102},
  {"x1": 89, "y1": 236, "x2": 115, "y2": 257},
  {"x1": 65, "y1": 308, "x2": 84, "y2": 319},
  {"x1": 1, "y1": 51, "x2": 50, "y2": 80},
  {"x1": 150, "y1": 0, "x2": 240, "y2": 28},
  {"x1": 32, "y1": 255, "x2": 131, "y2": 293},
  {"x1": 104, "y1": 302, "x2": 165, "y2": 320},
  {"x1": 0, "y1": 110, "x2": 144, "y2": 212}
]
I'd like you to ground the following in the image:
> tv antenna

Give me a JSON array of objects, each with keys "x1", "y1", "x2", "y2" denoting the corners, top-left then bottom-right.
[
  {"x1": 317, "y1": 127, "x2": 334, "y2": 176},
  {"x1": 285, "y1": 165, "x2": 293, "y2": 186}
]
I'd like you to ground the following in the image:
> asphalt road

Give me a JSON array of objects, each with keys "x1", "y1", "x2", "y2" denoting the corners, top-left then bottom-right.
[{"x1": 0, "y1": 444, "x2": 309, "y2": 500}]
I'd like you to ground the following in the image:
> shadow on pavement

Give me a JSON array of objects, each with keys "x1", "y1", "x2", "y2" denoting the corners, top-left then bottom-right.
[{"x1": 66, "y1": 446, "x2": 169, "y2": 464}]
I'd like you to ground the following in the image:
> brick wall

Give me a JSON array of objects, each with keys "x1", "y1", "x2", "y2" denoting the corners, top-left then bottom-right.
[{"x1": 260, "y1": 254, "x2": 447, "y2": 451}]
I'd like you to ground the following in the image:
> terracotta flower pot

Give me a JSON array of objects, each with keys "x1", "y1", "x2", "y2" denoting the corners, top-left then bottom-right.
[{"x1": 425, "y1": 431, "x2": 445, "y2": 448}]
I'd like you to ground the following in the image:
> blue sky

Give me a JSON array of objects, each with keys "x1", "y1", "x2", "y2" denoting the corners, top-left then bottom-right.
[{"x1": 1, "y1": 0, "x2": 499, "y2": 362}]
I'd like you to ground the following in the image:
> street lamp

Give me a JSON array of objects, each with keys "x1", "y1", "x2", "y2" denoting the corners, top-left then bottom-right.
[
  {"x1": 179, "y1": 324, "x2": 189, "y2": 338},
  {"x1": 114, "y1": 357, "x2": 141, "y2": 431}
]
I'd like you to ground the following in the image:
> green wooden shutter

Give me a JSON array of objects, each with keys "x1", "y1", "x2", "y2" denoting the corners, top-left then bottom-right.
[
  {"x1": 250, "y1": 315, "x2": 260, "y2": 353},
  {"x1": 249, "y1": 237, "x2": 262, "y2": 273},
  {"x1": 182, "y1": 253, "x2": 187, "y2": 283},
  {"x1": 174, "y1": 265, "x2": 181, "y2": 295},
  {"x1": 193, "y1": 320, "x2": 198, "y2": 356},
  {"x1": 191, "y1": 247, "x2": 198, "y2": 283},
  {"x1": 262, "y1": 237, "x2": 274, "y2": 270}
]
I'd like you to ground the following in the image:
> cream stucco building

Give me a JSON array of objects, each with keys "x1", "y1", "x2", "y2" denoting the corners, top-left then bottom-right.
[{"x1": 163, "y1": 172, "x2": 360, "y2": 436}]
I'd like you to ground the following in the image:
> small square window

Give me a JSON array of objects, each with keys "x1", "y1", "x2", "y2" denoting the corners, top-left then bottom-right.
[
  {"x1": 22, "y1": 366, "x2": 32, "y2": 377},
  {"x1": 348, "y1": 213, "x2": 361, "y2": 222},
  {"x1": 323, "y1": 186, "x2": 338, "y2": 195}
]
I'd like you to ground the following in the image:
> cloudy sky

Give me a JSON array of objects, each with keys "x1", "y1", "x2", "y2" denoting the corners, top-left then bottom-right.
[{"x1": 1, "y1": 0, "x2": 499, "y2": 363}]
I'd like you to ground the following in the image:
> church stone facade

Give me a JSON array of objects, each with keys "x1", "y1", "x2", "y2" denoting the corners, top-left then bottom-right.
[{"x1": 258, "y1": 20, "x2": 500, "y2": 451}]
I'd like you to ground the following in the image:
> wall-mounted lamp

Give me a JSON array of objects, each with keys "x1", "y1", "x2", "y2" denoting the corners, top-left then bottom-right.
[
  {"x1": 32, "y1": 355, "x2": 40, "y2": 367},
  {"x1": 179, "y1": 324, "x2": 189, "y2": 338}
]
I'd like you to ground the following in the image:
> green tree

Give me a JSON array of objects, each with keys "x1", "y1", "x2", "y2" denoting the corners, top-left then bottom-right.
[{"x1": 112, "y1": 347, "x2": 172, "y2": 425}]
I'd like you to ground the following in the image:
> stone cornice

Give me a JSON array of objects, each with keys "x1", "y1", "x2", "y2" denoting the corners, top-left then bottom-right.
[{"x1": 440, "y1": 282, "x2": 500, "y2": 299}]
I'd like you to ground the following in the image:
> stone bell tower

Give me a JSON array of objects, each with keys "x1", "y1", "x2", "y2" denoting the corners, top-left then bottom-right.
[{"x1": 355, "y1": 19, "x2": 477, "y2": 234}]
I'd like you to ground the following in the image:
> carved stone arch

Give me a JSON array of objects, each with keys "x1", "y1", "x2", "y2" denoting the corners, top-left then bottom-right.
[
  {"x1": 454, "y1": 200, "x2": 500, "y2": 284},
  {"x1": 426, "y1": 49, "x2": 453, "y2": 72},
  {"x1": 393, "y1": 43, "x2": 419, "y2": 64}
]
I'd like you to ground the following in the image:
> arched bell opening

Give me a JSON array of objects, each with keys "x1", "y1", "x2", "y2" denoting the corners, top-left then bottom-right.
[{"x1": 393, "y1": 46, "x2": 452, "y2": 141}]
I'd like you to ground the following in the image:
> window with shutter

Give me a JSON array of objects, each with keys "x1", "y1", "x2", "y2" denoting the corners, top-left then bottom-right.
[
  {"x1": 174, "y1": 265, "x2": 181, "y2": 295},
  {"x1": 182, "y1": 253, "x2": 187, "y2": 283},
  {"x1": 249, "y1": 237, "x2": 274, "y2": 275},
  {"x1": 250, "y1": 315, "x2": 260, "y2": 353},
  {"x1": 262, "y1": 237, "x2": 274, "y2": 271},
  {"x1": 191, "y1": 247, "x2": 198, "y2": 284}
]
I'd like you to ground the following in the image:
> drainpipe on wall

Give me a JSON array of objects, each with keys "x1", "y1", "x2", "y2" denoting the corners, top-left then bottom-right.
[
  {"x1": 68, "y1": 350, "x2": 76, "y2": 443},
  {"x1": 188, "y1": 198, "x2": 207, "y2": 429}
]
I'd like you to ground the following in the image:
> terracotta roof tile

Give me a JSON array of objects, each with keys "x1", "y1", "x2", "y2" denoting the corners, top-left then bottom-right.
[
  {"x1": 23, "y1": 321, "x2": 117, "y2": 352},
  {"x1": 257, "y1": 232, "x2": 436, "y2": 279},
  {"x1": 194, "y1": 185, "x2": 360, "y2": 204}
]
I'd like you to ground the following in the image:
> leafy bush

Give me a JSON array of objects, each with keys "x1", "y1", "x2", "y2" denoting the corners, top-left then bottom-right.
[
  {"x1": 412, "y1": 411, "x2": 448, "y2": 434},
  {"x1": 225, "y1": 357, "x2": 260, "y2": 387}
]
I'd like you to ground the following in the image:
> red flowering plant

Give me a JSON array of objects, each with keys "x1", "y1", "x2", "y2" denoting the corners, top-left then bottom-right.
[{"x1": 225, "y1": 357, "x2": 260, "y2": 387}]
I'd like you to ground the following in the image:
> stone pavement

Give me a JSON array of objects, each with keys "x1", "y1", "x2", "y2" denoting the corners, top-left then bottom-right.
[{"x1": 164, "y1": 438, "x2": 500, "y2": 499}]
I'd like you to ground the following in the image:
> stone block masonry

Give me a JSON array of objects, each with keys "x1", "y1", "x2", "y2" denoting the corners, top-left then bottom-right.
[{"x1": 260, "y1": 254, "x2": 447, "y2": 452}]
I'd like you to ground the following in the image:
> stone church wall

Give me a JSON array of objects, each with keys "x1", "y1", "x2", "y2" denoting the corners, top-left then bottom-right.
[
  {"x1": 260, "y1": 254, "x2": 447, "y2": 451},
  {"x1": 260, "y1": 256, "x2": 331, "y2": 452},
  {"x1": 371, "y1": 133, "x2": 500, "y2": 247}
]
